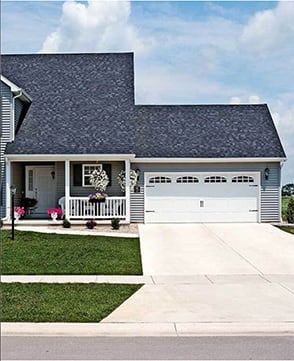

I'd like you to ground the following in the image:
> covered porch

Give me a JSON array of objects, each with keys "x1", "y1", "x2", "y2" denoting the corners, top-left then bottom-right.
[{"x1": 5, "y1": 155, "x2": 134, "y2": 223}]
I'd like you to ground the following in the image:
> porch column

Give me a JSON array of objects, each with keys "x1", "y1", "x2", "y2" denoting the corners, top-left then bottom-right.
[
  {"x1": 65, "y1": 160, "x2": 70, "y2": 220},
  {"x1": 5, "y1": 158, "x2": 11, "y2": 221},
  {"x1": 125, "y1": 159, "x2": 131, "y2": 223}
]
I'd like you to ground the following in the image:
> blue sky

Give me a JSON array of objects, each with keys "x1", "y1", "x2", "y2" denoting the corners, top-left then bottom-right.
[{"x1": 2, "y1": 1, "x2": 293, "y2": 183}]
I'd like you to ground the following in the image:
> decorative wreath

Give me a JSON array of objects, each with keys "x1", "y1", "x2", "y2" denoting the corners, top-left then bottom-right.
[
  {"x1": 90, "y1": 169, "x2": 109, "y2": 192},
  {"x1": 117, "y1": 169, "x2": 138, "y2": 192}
]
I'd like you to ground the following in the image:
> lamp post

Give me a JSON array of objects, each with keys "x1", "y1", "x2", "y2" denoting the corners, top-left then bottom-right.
[{"x1": 10, "y1": 185, "x2": 16, "y2": 240}]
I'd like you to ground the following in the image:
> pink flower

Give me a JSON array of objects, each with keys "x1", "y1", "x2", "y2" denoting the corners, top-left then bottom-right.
[
  {"x1": 15, "y1": 207, "x2": 25, "y2": 216},
  {"x1": 47, "y1": 208, "x2": 63, "y2": 217}
]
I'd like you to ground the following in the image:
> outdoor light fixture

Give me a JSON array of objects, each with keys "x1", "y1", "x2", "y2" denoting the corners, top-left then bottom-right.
[
  {"x1": 10, "y1": 185, "x2": 16, "y2": 240},
  {"x1": 264, "y1": 167, "x2": 270, "y2": 180},
  {"x1": 134, "y1": 168, "x2": 141, "y2": 193},
  {"x1": 135, "y1": 168, "x2": 141, "y2": 181},
  {"x1": 51, "y1": 171, "x2": 55, "y2": 180}
]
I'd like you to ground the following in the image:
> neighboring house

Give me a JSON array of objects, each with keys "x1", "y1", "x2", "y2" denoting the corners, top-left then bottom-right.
[{"x1": 0, "y1": 53, "x2": 286, "y2": 223}]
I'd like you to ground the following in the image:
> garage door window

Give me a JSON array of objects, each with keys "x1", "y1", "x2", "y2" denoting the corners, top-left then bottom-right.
[
  {"x1": 232, "y1": 175, "x2": 254, "y2": 183},
  {"x1": 149, "y1": 176, "x2": 172, "y2": 184},
  {"x1": 176, "y1": 176, "x2": 199, "y2": 183},
  {"x1": 204, "y1": 176, "x2": 227, "y2": 183}
]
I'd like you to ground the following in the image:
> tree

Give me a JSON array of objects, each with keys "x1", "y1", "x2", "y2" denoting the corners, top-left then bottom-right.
[
  {"x1": 286, "y1": 197, "x2": 294, "y2": 223},
  {"x1": 282, "y1": 183, "x2": 294, "y2": 196}
]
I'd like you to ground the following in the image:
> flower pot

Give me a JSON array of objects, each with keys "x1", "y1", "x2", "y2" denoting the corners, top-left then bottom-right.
[
  {"x1": 14, "y1": 212, "x2": 20, "y2": 223},
  {"x1": 89, "y1": 198, "x2": 99, "y2": 204},
  {"x1": 97, "y1": 198, "x2": 106, "y2": 203},
  {"x1": 50, "y1": 212, "x2": 58, "y2": 222}
]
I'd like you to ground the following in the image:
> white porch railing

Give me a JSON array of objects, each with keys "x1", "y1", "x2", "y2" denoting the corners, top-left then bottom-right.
[{"x1": 69, "y1": 197, "x2": 126, "y2": 219}]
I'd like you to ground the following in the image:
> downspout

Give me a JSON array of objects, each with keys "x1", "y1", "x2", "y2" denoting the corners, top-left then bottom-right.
[{"x1": 11, "y1": 89, "x2": 23, "y2": 142}]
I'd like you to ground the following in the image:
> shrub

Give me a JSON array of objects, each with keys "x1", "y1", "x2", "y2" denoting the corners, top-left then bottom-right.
[
  {"x1": 286, "y1": 197, "x2": 294, "y2": 224},
  {"x1": 86, "y1": 220, "x2": 97, "y2": 229},
  {"x1": 63, "y1": 219, "x2": 71, "y2": 228},
  {"x1": 111, "y1": 217, "x2": 120, "y2": 230}
]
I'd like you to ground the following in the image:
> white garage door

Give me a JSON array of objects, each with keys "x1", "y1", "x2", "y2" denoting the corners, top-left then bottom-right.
[{"x1": 145, "y1": 173, "x2": 259, "y2": 223}]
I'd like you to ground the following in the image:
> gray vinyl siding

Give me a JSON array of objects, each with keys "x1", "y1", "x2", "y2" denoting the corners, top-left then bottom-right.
[
  {"x1": 1, "y1": 82, "x2": 13, "y2": 218},
  {"x1": 51, "y1": 161, "x2": 126, "y2": 198},
  {"x1": 130, "y1": 188, "x2": 144, "y2": 222},
  {"x1": 70, "y1": 161, "x2": 125, "y2": 197},
  {"x1": 11, "y1": 162, "x2": 24, "y2": 206},
  {"x1": 131, "y1": 161, "x2": 282, "y2": 223},
  {"x1": 55, "y1": 162, "x2": 65, "y2": 201}
]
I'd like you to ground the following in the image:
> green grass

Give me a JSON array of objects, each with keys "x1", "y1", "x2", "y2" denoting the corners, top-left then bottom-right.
[
  {"x1": 0, "y1": 230, "x2": 142, "y2": 275},
  {"x1": 0, "y1": 283, "x2": 142, "y2": 322},
  {"x1": 276, "y1": 226, "x2": 294, "y2": 235},
  {"x1": 282, "y1": 196, "x2": 292, "y2": 221}
]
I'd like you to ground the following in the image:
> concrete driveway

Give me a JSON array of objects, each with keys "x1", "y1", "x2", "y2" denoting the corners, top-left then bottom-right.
[
  {"x1": 139, "y1": 223, "x2": 294, "y2": 275},
  {"x1": 102, "y1": 224, "x2": 294, "y2": 332}
]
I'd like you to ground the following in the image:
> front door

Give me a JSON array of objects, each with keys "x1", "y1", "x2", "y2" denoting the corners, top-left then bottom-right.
[{"x1": 26, "y1": 166, "x2": 56, "y2": 213}]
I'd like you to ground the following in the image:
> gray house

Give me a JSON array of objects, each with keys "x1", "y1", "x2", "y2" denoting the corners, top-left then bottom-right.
[{"x1": 0, "y1": 53, "x2": 286, "y2": 223}]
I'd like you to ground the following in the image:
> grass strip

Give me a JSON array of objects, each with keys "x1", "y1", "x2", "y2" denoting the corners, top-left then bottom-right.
[
  {"x1": 0, "y1": 283, "x2": 142, "y2": 322},
  {"x1": 276, "y1": 226, "x2": 294, "y2": 235},
  {"x1": 1, "y1": 230, "x2": 142, "y2": 275}
]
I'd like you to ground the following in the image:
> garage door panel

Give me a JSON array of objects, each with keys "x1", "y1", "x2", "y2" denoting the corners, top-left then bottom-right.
[{"x1": 145, "y1": 173, "x2": 259, "y2": 223}]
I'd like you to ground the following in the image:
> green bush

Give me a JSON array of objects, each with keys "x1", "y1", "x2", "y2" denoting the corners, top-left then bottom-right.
[
  {"x1": 111, "y1": 218, "x2": 120, "y2": 230},
  {"x1": 286, "y1": 197, "x2": 294, "y2": 223},
  {"x1": 62, "y1": 219, "x2": 71, "y2": 228}
]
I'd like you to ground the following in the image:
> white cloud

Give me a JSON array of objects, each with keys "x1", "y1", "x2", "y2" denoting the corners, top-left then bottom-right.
[
  {"x1": 229, "y1": 97, "x2": 241, "y2": 105},
  {"x1": 40, "y1": 0, "x2": 152, "y2": 54},
  {"x1": 241, "y1": 2, "x2": 294, "y2": 53}
]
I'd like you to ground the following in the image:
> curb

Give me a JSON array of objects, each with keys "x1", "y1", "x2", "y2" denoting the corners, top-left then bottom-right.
[{"x1": 2, "y1": 322, "x2": 294, "y2": 337}]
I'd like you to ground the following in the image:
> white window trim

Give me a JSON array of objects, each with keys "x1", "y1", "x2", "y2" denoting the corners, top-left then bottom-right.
[{"x1": 82, "y1": 164, "x2": 102, "y2": 187}]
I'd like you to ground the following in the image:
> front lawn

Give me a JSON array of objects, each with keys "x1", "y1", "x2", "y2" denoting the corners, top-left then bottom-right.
[
  {"x1": 0, "y1": 283, "x2": 141, "y2": 322},
  {"x1": 1, "y1": 230, "x2": 142, "y2": 275},
  {"x1": 276, "y1": 226, "x2": 294, "y2": 235}
]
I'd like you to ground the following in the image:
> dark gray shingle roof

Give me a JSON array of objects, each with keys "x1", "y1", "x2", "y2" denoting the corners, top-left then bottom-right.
[
  {"x1": 2, "y1": 53, "x2": 286, "y2": 158},
  {"x1": 135, "y1": 105, "x2": 286, "y2": 158}
]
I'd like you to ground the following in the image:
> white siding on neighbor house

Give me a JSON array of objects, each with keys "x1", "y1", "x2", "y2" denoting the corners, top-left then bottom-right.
[
  {"x1": 1, "y1": 82, "x2": 13, "y2": 218},
  {"x1": 131, "y1": 162, "x2": 282, "y2": 223}
]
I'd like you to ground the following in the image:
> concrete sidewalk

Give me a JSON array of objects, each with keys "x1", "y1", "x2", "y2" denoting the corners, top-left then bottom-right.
[{"x1": 2, "y1": 275, "x2": 294, "y2": 337}]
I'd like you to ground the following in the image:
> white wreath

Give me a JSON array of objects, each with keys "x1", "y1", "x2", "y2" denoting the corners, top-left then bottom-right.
[
  {"x1": 117, "y1": 169, "x2": 138, "y2": 192},
  {"x1": 90, "y1": 169, "x2": 109, "y2": 192}
]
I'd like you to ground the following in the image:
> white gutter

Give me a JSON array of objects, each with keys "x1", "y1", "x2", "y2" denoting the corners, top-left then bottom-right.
[
  {"x1": 133, "y1": 157, "x2": 287, "y2": 163},
  {"x1": 5, "y1": 154, "x2": 136, "y2": 161}
]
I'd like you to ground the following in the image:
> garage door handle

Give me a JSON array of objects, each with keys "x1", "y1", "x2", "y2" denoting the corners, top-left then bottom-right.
[
  {"x1": 249, "y1": 209, "x2": 258, "y2": 212},
  {"x1": 249, "y1": 185, "x2": 258, "y2": 187},
  {"x1": 146, "y1": 210, "x2": 155, "y2": 213},
  {"x1": 146, "y1": 185, "x2": 155, "y2": 188}
]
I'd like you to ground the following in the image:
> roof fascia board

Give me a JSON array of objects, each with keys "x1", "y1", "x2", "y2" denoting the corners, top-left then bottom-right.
[
  {"x1": 133, "y1": 157, "x2": 287, "y2": 163},
  {"x1": 1, "y1": 75, "x2": 32, "y2": 102},
  {"x1": 5, "y1": 154, "x2": 136, "y2": 161}
]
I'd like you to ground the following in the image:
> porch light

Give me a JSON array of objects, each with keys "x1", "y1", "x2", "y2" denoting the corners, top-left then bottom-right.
[
  {"x1": 10, "y1": 185, "x2": 16, "y2": 240},
  {"x1": 51, "y1": 171, "x2": 55, "y2": 180},
  {"x1": 135, "y1": 168, "x2": 141, "y2": 181},
  {"x1": 264, "y1": 168, "x2": 270, "y2": 180}
]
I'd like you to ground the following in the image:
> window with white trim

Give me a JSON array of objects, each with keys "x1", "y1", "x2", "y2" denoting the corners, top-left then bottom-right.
[
  {"x1": 83, "y1": 164, "x2": 102, "y2": 186},
  {"x1": 204, "y1": 176, "x2": 227, "y2": 183},
  {"x1": 232, "y1": 175, "x2": 254, "y2": 183},
  {"x1": 176, "y1": 176, "x2": 199, "y2": 183},
  {"x1": 149, "y1": 176, "x2": 172, "y2": 184}
]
